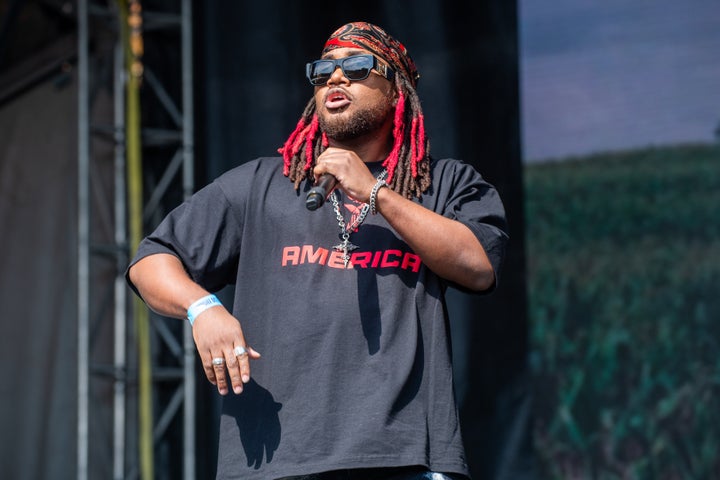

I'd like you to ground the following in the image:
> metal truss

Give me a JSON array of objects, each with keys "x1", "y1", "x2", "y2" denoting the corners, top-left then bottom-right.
[{"x1": 77, "y1": 1, "x2": 195, "y2": 479}]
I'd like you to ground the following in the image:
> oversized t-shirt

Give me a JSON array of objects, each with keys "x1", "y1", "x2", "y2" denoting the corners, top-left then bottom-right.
[{"x1": 128, "y1": 156, "x2": 508, "y2": 480}]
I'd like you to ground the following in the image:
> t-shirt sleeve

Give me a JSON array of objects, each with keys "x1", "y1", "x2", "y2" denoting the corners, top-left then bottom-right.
[
  {"x1": 125, "y1": 179, "x2": 244, "y2": 298},
  {"x1": 440, "y1": 160, "x2": 509, "y2": 292}
]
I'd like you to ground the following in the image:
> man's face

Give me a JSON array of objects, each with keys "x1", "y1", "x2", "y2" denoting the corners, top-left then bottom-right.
[{"x1": 313, "y1": 48, "x2": 396, "y2": 142}]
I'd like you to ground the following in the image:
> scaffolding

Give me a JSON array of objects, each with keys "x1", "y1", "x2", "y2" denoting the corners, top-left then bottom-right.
[{"x1": 77, "y1": 1, "x2": 195, "y2": 478}]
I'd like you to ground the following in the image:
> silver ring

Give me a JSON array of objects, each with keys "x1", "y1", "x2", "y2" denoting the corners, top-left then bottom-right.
[
  {"x1": 212, "y1": 357, "x2": 224, "y2": 366},
  {"x1": 233, "y1": 346, "x2": 247, "y2": 357}
]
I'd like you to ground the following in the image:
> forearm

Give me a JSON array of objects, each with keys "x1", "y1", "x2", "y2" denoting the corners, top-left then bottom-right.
[
  {"x1": 374, "y1": 186, "x2": 495, "y2": 291},
  {"x1": 128, "y1": 253, "x2": 213, "y2": 319}
]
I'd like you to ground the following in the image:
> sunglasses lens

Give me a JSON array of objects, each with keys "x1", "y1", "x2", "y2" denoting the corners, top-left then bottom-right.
[
  {"x1": 340, "y1": 55, "x2": 373, "y2": 80},
  {"x1": 308, "y1": 60, "x2": 335, "y2": 85}
]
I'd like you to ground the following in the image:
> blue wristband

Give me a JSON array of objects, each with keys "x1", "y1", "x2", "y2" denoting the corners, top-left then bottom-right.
[{"x1": 187, "y1": 294, "x2": 222, "y2": 325}]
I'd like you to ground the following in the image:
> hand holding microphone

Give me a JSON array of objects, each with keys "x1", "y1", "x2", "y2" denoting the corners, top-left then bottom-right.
[{"x1": 306, "y1": 147, "x2": 378, "y2": 211}]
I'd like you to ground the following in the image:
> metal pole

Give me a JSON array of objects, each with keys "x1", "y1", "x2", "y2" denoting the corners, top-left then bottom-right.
[
  {"x1": 77, "y1": 0, "x2": 90, "y2": 479},
  {"x1": 113, "y1": 40, "x2": 128, "y2": 480},
  {"x1": 181, "y1": 0, "x2": 196, "y2": 478}
]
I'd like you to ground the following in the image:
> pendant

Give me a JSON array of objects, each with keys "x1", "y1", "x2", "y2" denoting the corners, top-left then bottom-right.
[{"x1": 333, "y1": 239, "x2": 358, "y2": 268}]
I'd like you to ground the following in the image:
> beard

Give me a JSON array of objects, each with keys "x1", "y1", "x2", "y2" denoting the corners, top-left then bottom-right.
[{"x1": 318, "y1": 101, "x2": 392, "y2": 141}]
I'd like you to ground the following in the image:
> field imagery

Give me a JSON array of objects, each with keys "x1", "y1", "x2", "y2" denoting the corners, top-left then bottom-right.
[{"x1": 525, "y1": 143, "x2": 720, "y2": 479}]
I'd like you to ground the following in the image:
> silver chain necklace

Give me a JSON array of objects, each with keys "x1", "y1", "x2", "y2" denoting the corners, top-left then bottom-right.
[{"x1": 330, "y1": 169, "x2": 388, "y2": 268}]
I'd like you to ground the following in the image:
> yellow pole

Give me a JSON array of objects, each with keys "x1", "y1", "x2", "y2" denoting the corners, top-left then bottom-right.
[{"x1": 119, "y1": 1, "x2": 154, "y2": 479}]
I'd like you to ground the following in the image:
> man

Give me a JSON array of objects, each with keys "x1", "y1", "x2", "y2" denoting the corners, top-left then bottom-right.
[{"x1": 127, "y1": 22, "x2": 508, "y2": 480}]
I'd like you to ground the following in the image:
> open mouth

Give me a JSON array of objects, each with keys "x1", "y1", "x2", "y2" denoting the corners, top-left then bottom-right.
[{"x1": 325, "y1": 89, "x2": 351, "y2": 110}]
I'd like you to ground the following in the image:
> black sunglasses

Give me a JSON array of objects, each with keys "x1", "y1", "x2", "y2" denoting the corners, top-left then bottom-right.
[{"x1": 306, "y1": 54, "x2": 395, "y2": 86}]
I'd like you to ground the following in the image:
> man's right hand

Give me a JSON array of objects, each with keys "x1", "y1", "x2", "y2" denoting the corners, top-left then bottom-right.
[{"x1": 191, "y1": 306, "x2": 261, "y2": 395}]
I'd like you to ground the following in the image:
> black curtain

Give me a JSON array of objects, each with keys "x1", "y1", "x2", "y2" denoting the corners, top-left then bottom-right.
[{"x1": 196, "y1": 2, "x2": 531, "y2": 479}]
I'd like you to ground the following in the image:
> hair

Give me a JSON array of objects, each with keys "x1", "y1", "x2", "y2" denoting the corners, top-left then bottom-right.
[{"x1": 279, "y1": 74, "x2": 431, "y2": 200}]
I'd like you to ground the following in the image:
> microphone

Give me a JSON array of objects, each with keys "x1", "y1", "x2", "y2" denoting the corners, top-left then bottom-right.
[{"x1": 306, "y1": 174, "x2": 337, "y2": 211}]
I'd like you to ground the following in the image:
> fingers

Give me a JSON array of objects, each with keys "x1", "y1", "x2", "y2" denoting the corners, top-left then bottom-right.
[
  {"x1": 314, "y1": 151, "x2": 377, "y2": 202},
  {"x1": 224, "y1": 345, "x2": 247, "y2": 395},
  {"x1": 202, "y1": 357, "x2": 219, "y2": 387},
  {"x1": 202, "y1": 343, "x2": 261, "y2": 396},
  {"x1": 192, "y1": 307, "x2": 262, "y2": 395},
  {"x1": 211, "y1": 355, "x2": 230, "y2": 395},
  {"x1": 314, "y1": 148, "x2": 358, "y2": 180}
]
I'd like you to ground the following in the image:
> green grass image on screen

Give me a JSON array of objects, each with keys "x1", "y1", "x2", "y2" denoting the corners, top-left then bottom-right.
[{"x1": 525, "y1": 143, "x2": 720, "y2": 479}]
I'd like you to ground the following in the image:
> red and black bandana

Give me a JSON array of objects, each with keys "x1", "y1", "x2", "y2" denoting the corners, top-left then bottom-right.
[{"x1": 322, "y1": 22, "x2": 420, "y2": 88}]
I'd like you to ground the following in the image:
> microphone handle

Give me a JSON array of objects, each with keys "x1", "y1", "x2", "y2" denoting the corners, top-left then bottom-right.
[{"x1": 306, "y1": 174, "x2": 337, "y2": 211}]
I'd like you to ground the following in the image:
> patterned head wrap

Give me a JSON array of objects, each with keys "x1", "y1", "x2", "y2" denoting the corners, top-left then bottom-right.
[{"x1": 322, "y1": 22, "x2": 420, "y2": 88}]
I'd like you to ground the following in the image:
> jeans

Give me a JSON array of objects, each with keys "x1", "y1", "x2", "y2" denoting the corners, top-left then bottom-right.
[{"x1": 275, "y1": 466, "x2": 469, "y2": 480}]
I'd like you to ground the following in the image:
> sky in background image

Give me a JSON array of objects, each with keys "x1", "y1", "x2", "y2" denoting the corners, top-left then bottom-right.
[{"x1": 519, "y1": 0, "x2": 720, "y2": 162}]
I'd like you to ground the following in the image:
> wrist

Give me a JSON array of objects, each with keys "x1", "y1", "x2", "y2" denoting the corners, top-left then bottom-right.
[
  {"x1": 369, "y1": 177, "x2": 389, "y2": 215},
  {"x1": 187, "y1": 294, "x2": 222, "y2": 325}
]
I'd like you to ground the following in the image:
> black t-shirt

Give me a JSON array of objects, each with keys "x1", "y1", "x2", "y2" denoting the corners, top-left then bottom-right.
[{"x1": 128, "y1": 157, "x2": 508, "y2": 479}]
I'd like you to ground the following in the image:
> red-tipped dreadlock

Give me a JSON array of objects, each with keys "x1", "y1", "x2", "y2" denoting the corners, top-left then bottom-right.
[{"x1": 278, "y1": 22, "x2": 431, "y2": 199}]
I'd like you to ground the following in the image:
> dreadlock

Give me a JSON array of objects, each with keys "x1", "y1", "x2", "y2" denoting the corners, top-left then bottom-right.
[{"x1": 279, "y1": 74, "x2": 431, "y2": 199}]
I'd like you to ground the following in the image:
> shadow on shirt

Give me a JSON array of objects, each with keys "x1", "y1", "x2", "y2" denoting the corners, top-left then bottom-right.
[
  {"x1": 222, "y1": 379, "x2": 283, "y2": 469},
  {"x1": 352, "y1": 224, "x2": 436, "y2": 357},
  {"x1": 354, "y1": 224, "x2": 436, "y2": 414}
]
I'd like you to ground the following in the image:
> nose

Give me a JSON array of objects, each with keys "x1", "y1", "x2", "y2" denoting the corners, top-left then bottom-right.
[{"x1": 327, "y1": 64, "x2": 349, "y2": 85}]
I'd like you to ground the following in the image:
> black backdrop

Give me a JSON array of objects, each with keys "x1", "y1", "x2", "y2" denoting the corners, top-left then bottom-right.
[{"x1": 191, "y1": 1, "x2": 531, "y2": 479}]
